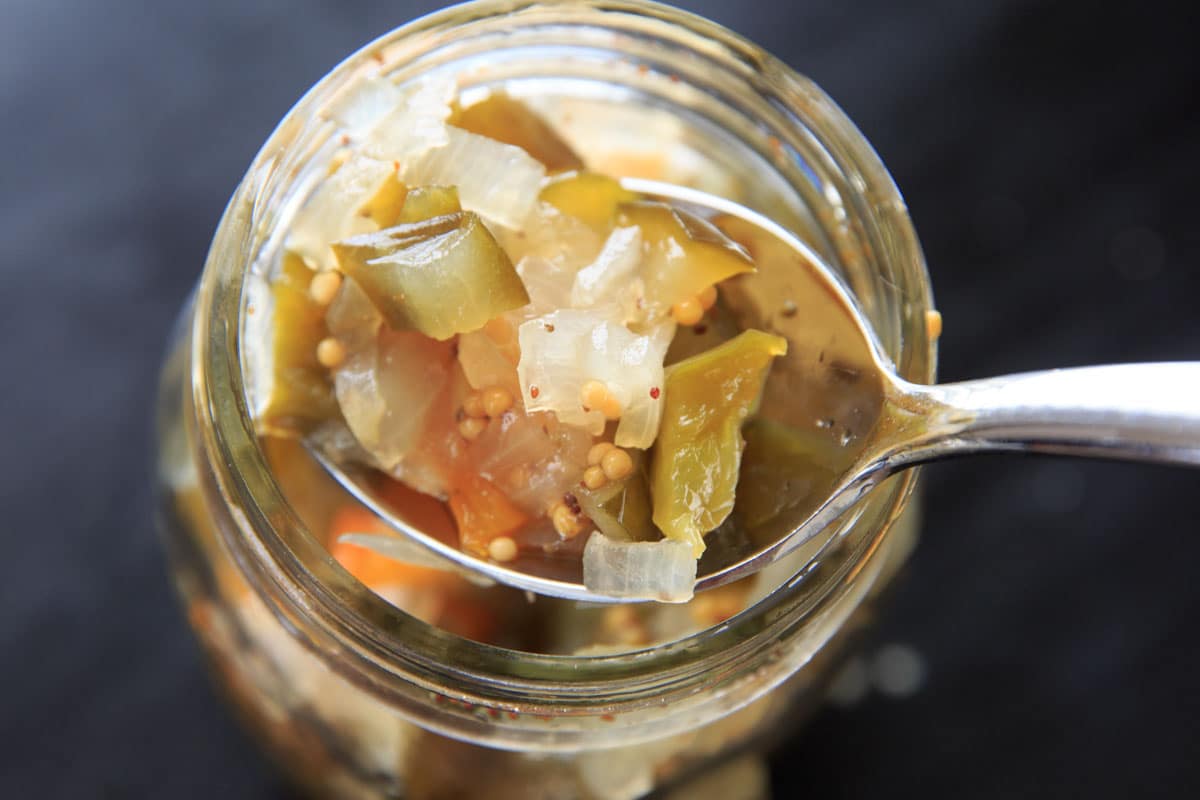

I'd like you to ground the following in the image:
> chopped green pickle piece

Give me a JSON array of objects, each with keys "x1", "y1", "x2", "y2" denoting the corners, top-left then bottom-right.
[
  {"x1": 650, "y1": 329, "x2": 788, "y2": 555},
  {"x1": 358, "y1": 171, "x2": 408, "y2": 228},
  {"x1": 540, "y1": 171, "x2": 637, "y2": 232},
  {"x1": 735, "y1": 418, "x2": 842, "y2": 536},
  {"x1": 580, "y1": 452, "x2": 656, "y2": 543},
  {"x1": 617, "y1": 201, "x2": 754, "y2": 313},
  {"x1": 450, "y1": 91, "x2": 584, "y2": 172},
  {"x1": 396, "y1": 185, "x2": 461, "y2": 224},
  {"x1": 258, "y1": 253, "x2": 338, "y2": 434},
  {"x1": 333, "y1": 211, "x2": 529, "y2": 340}
]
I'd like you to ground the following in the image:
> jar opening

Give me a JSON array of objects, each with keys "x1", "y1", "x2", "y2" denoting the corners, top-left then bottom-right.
[{"x1": 190, "y1": 0, "x2": 934, "y2": 747}]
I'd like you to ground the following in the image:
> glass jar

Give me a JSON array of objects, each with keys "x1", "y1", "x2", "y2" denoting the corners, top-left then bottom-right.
[{"x1": 154, "y1": 1, "x2": 935, "y2": 797}]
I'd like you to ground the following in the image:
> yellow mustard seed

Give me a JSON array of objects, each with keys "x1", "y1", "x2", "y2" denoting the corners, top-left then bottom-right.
[
  {"x1": 482, "y1": 386, "x2": 514, "y2": 417},
  {"x1": 487, "y1": 536, "x2": 518, "y2": 563},
  {"x1": 600, "y1": 447, "x2": 634, "y2": 481},
  {"x1": 671, "y1": 296, "x2": 704, "y2": 326},
  {"x1": 309, "y1": 270, "x2": 342, "y2": 306},
  {"x1": 587, "y1": 442, "x2": 615, "y2": 466},
  {"x1": 315, "y1": 337, "x2": 347, "y2": 369},
  {"x1": 463, "y1": 392, "x2": 487, "y2": 419},
  {"x1": 458, "y1": 416, "x2": 487, "y2": 441},
  {"x1": 582, "y1": 465, "x2": 608, "y2": 490}
]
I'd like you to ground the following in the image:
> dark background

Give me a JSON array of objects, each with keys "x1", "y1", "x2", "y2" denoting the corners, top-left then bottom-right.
[{"x1": 3, "y1": 0, "x2": 1198, "y2": 796}]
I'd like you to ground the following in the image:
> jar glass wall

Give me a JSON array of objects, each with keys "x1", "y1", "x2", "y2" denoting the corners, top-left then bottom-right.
[{"x1": 155, "y1": 1, "x2": 935, "y2": 797}]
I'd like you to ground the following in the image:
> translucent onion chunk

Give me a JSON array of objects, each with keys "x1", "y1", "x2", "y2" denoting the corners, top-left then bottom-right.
[
  {"x1": 493, "y1": 201, "x2": 602, "y2": 272},
  {"x1": 612, "y1": 319, "x2": 674, "y2": 449},
  {"x1": 517, "y1": 309, "x2": 671, "y2": 439},
  {"x1": 333, "y1": 329, "x2": 455, "y2": 470},
  {"x1": 404, "y1": 126, "x2": 545, "y2": 230},
  {"x1": 287, "y1": 155, "x2": 395, "y2": 271},
  {"x1": 325, "y1": 274, "x2": 382, "y2": 354},
  {"x1": 582, "y1": 532, "x2": 696, "y2": 603},
  {"x1": 360, "y1": 76, "x2": 455, "y2": 165},
  {"x1": 516, "y1": 256, "x2": 576, "y2": 317},
  {"x1": 570, "y1": 225, "x2": 642, "y2": 309},
  {"x1": 324, "y1": 76, "x2": 406, "y2": 138},
  {"x1": 457, "y1": 328, "x2": 520, "y2": 399},
  {"x1": 474, "y1": 410, "x2": 591, "y2": 515}
]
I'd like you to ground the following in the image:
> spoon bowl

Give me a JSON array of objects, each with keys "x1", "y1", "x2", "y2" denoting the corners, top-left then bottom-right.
[{"x1": 311, "y1": 179, "x2": 1200, "y2": 602}]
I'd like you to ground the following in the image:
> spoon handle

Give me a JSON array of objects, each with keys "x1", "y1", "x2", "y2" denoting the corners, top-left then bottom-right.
[{"x1": 896, "y1": 363, "x2": 1200, "y2": 467}]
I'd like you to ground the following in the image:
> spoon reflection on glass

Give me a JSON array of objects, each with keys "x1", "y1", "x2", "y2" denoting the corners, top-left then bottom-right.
[{"x1": 310, "y1": 178, "x2": 1200, "y2": 604}]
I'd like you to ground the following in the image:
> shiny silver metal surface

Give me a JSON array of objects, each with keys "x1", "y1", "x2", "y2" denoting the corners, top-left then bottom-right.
[{"x1": 312, "y1": 179, "x2": 1200, "y2": 602}]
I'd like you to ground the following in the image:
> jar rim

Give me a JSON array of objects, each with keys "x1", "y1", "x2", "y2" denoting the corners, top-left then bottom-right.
[{"x1": 189, "y1": 0, "x2": 934, "y2": 745}]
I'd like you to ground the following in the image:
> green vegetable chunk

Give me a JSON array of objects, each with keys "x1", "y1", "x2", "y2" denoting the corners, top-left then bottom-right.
[
  {"x1": 333, "y1": 211, "x2": 529, "y2": 341},
  {"x1": 259, "y1": 252, "x2": 337, "y2": 435},
  {"x1": 580, "y1": 451, "x2": 656, "y2": 543},
  {"x1": 617, "y1": 201, "x2": 755, "y2": 314},
  {"x1": 450, "y1": 91, "x2": 584, "y2": 172},
  {"x1": 396, "y1": 185, "x2": 461, "y2": 224},
  {"x1": 735, "y1": 418, "x2": 843, "y2": 541},
  {"x1": 650, "y1": 329, "x2": 788, "y2": 555}
]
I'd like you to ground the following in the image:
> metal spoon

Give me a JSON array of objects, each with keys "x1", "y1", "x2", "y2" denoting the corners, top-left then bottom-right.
[{"x1": 311, "y1": 178, "x2": 1200, "y2": 602}]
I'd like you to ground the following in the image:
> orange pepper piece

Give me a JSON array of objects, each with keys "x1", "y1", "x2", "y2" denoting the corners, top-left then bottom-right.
[{"x1": 448, "y1": 473, "x2": 528, "y2": 558}]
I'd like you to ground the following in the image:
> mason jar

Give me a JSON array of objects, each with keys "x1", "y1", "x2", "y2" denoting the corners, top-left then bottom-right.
[{"x1": 154, "y1": 1, "x2": 936, "y2": 797}]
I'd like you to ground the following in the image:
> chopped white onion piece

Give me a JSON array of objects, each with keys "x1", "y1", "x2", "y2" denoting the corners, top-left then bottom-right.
[
  {"x1": 403, "y1": 127, "x2": 545, "y2": 230},
  {"x1": 333, "y1": 330, "x2": 453, "y2": 470},
  {"x1": 613, "y1": 319, "x2": 674, "y2": 449},
  {"x1": 570, "y1": 225, "x2": 642, "y2": 308},
  {"x1": 457, "y1": 329, "x2": 520, "y2": 399},
  {"x1": 517, "y1": 309, "x2": 672, "y2": 438},
  {"x1": 287, "y1": 154, "x2": 393, "y2": 271},
  {"x1": 513, "y1": 421, "x2": 592, "y2": 512},
  {"x1": 360, "y1": 76, "x2": 455, "y2": 164},
  {"x1": 494, "y1": 201, "x2": 602, "y2": 272},
  {"x1": 324, "y1": 77, "x2": 407, "y2": 138},
  {"x1": 325, "y1": 275, "x2": 382, "y2": 354},
  {"x1": 582, "y1": 532, "x2": 696, "y2": 602},
  {"x1": 516, "y1": 256, "x2": 575, "y2": 316}
]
